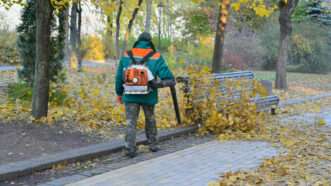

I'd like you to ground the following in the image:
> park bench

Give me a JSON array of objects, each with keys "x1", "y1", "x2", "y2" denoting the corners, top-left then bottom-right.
[{"x1": 177, "y1": 71, "x2": 280, "y2": 115}]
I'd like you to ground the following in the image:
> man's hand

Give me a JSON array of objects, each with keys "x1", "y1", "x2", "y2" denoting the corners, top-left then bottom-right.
[{"x1": 117, "y1": 96, "x2": 123, "y2": 104}]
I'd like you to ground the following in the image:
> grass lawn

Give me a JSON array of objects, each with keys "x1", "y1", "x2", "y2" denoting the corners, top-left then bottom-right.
[{"x1": 254, "y1": 71, "x2": 331, "y2": 100}]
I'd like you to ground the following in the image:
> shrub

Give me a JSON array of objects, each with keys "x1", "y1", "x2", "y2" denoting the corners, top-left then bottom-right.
[
  {"x1": 223, "y1": 51, "x2": 248, "y2": 70},
  {"x1": 0, "y1": 31, "x2": 19, "y2": 65},
  {"x1": 7, "y1": 82, "x2": 32, "y2": 102},
  {"x1": 289, "y1": 24, "x2": 331, "y2": 74},
  {"x1": 258, "y1": 17, "x2": 331, "y2": 73},
  {"x1": 82, "y1": 35, "x2": 106, "y2": 62},
  {"x1": 7, "y1": 82, "x2": 67, "y2": 105},
  {"x1": 225, "y1": 30, "x2": 266, "y2": 69},
  {"x1": 258, "y1": 18, "x2": 279, "y2": 70}
]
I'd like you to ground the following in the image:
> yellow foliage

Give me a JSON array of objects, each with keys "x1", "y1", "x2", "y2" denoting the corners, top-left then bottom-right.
[
  {"x1": 253, "y1": 4, "x2": 273, "y2": 17},
  {"x1": 198, "y1": 36, "x2": 214, "y2": 46},
  {"x1": 69, "y1": 53, "x2": 78, "y2": 70},
  {"x1": 82, "y1": 35, "x2": 106, "y2": 62},
  {"x1": 231, "y1": 0, "x2": 276, "y2": 17},
  {"x1": 231, "y1": 2, "x2": 241, "y2": 11},
  {"x1": 50, "y1": 0, "x2": 69, "y2": 7}
]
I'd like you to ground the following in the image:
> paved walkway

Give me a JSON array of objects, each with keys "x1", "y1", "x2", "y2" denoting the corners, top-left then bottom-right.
[
  {"x1": 0, "y1": 66, "x2": 17, "y2": 72},
  {"x1": 281, "y1": 106, "x2": 331, "y2": 127},
  {"x1": 67, "y1": 141, "x2": 279, "y2": 186}
]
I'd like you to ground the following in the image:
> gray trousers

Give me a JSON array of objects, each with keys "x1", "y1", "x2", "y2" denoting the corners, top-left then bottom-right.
[{"x1": 125, "y1": 103, "x2": 157, "y2": 152}]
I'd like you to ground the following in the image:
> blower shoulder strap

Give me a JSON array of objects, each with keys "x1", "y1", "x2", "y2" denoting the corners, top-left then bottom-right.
[
  {"x1": 140, "y1": 50, "x2": 156, "y2": 64},
  {"x1": 127, "y1": 50, "x2": 137, "y2": 65},
  {"x1": 128, "y1": 49, "x2": 156, "y2": 65}
]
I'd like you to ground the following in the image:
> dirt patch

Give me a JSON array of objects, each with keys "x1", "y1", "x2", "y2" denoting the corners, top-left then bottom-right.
[{"x1": 0, "y1": 122, "x2": 105, "y2": 165}]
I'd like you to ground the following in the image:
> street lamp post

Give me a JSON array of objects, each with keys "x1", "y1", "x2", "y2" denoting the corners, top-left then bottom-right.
[{"x1": 158, "y1": 1, "x2": 164, "y2": 50}]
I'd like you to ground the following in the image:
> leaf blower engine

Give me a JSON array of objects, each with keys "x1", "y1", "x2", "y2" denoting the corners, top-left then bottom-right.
[{"x1": 123, "y1": 50, "x2": 156, "y2": 95}]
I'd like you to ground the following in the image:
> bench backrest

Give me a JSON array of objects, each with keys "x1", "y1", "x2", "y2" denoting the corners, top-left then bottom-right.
[
  {"x1": 212, "y1": 71, "x2": 254, "y2": 81},
  {"x1": 212, "y1": 71, "x2": 256, "y2": 100}
]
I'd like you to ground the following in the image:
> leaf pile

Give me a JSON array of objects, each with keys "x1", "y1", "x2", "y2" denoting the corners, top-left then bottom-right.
[
  {"x1": 214, "y1": 99, "x2": 331, "y2": 185},
  {"x1": 180, "y1": 66, "x2": 269, "y2": 137}
]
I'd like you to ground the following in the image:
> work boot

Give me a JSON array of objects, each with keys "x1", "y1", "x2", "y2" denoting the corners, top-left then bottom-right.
[
  {"x1": 125, "y1": 146, "x2": 137, "y2": 158},
  {"x1": 125, "y1": 150, "x2": 137, "y2": 158},
  {"x1": 149, "y1": 145, "x2": 160, "y2": 152}
]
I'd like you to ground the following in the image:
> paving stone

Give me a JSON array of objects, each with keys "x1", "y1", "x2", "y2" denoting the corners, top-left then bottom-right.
[
  {"x1": 37, "y1": 175, "x2": 87, "y2": 186},
  {"x1": 279, "y1": 92, "x2": 331, "y2": 108},
  {"x1": 281, "y1": 106, "x2": 331, "y2": 127},
  {"x1": 80, "y1": 167, "x2": 110, "y2": 177},
  {"x1": 67, "y1": 140, "x2": 279, "y2": 186}
]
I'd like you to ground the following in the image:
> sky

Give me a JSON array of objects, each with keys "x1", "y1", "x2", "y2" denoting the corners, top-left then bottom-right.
[
  {"x1": 0, "y1": 4, "x2": 105, "y2": 34},
  {"x1": 0, "y1": 5, "x2": 21, "y2": 31},
  {"x1": 0, "y1": 3, "x2": 185, "y2": 39}
]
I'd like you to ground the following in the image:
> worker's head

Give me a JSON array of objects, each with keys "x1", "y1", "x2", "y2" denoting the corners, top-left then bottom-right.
[
  {"x1": 133, "y1": 32, "x2": 156, "y2": 51},
  {"x1": 138, "y1": 32, "x2": 152, "y2": 42}
]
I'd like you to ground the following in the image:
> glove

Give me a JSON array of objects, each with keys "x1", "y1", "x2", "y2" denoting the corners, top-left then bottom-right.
[{"x1": 117, "y1": 96, "x2": 123, "y2": 104}]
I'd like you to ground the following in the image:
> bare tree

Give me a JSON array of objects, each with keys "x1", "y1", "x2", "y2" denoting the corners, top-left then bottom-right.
[
  {"x1": 77, "y1": 0, "x2": 83, "y2": 71},
  {"x1": 275, "y1": 0, "x2": 299, "y2": 89},
  {"x1": 69, "y1": 0, "x2": 84, "y2": 71},
  {"x1": 115, "y1": 0, "x2": 123, "y2": 59},
  {"x1": 145, "y1": 0, "x2": 152, "y2": 32},
  {"x1": 61, "y1": 7, "x2": 70, "y2": 61},
  {"x1": 70, "y1": 1, "x2": 78, "y2": 68},
  {"x1": 122, "y1": 0, "x2": 144, "y2": 52},
  {"x1": 32, "y1": 0, "x2": 53, "y2": 118}
]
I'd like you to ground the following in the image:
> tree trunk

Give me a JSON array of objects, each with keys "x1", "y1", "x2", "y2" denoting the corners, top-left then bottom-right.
[
  {"x1": 59, "y1": 8, "x2": 69, "y2": 61},
  {"x1": 106, "y1": 14, "x2": 116, "y2": 59},
  {"x1": 276, "y1": 28, "x2": 289, "y2": 89},
  {"x1": 158, "y1": 2, "x2": 162, "y2": 49},
  {"x1": 166, "y1": 0, "x2": 171, "y2": 39},
  {"x1": 77, "y1": 0, "x2": 83, "y2": 71},
  {"x1": 32, "y1": 0, "x2": 53, "y2": 118},
  {"x1": 122, "y1": 0, "x2": 144, "y2": 52},
  {"x1": 212, "y1": 0, "x2": 230, "y2": 73},
  {"x1": 276, "y1": 0, "x2": 299, "y2": 89},
  {"x1": 145, "y1": 0, "x2": 152, "y2": 32},
  {"x1": 62, "y1": 7, "x2": 70, "y2": 62},
  {"x1": 115, "y1": 0, "x2": 123, "y2": 59},
  {"x1": 70, "y1": 2, "x2": 78, "y2": 68}
]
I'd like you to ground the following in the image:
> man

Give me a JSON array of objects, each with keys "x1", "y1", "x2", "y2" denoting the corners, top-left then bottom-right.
[{"x1": 115, "y1": 32, "x2": 175, "y2": 158}]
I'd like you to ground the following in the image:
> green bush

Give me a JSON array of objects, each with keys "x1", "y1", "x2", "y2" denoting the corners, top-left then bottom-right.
[
  {"x1": 258, "y1": 18, "x2": 279, "y2": 70},
  {"x1": 8, "y1": 82, "x2": 32, "y2": 102},
  {"x1": 49, "y1": 84, "x2": 68, "y2": 106},
  {"x1": 0, "y1": 31, "x2": 19, "y2": 65},
  {"x1": 258, "y1": 17, "x2": 331, "y2": 73},
  {"x1": 8, "y1": 82, "x2": 67, "y2": 105},
  {"x1": 289, "y1": 23, "x2": 331, "y2": 74}
]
